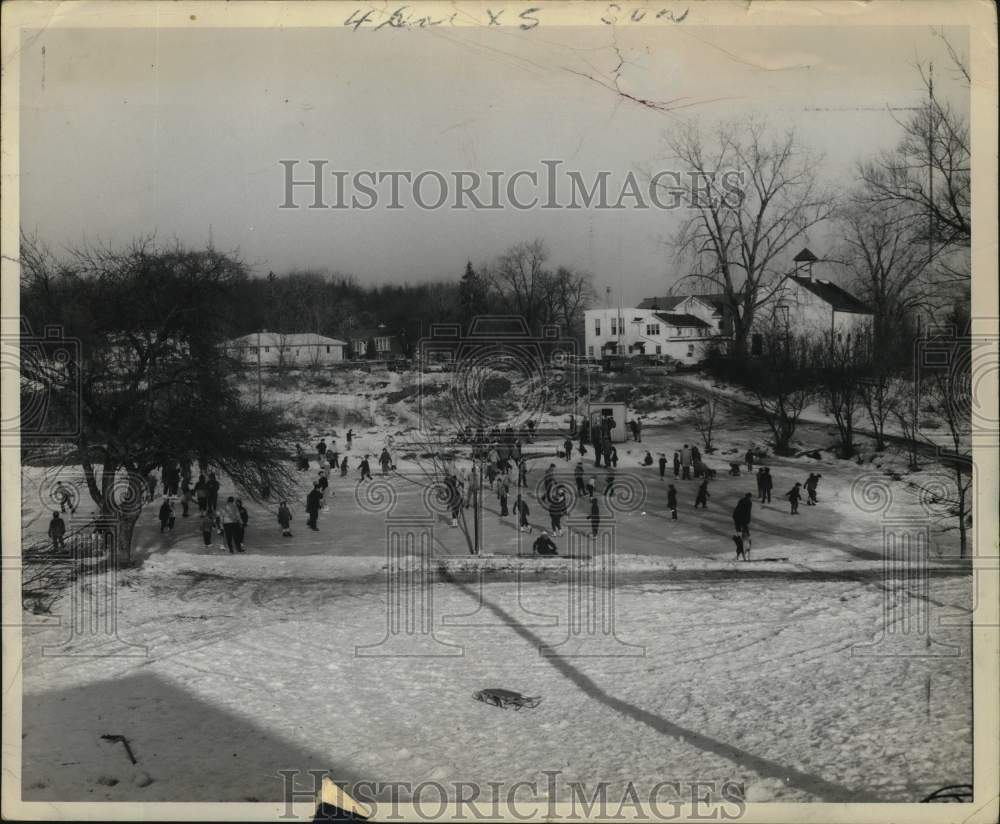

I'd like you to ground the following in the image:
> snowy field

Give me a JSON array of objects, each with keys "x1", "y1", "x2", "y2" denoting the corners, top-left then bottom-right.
[{"x1": 17, "y1": 386, "x2": 975, "y2": 806}]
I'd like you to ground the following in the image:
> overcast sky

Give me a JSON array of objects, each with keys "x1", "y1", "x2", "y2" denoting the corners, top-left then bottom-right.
[{"x1": 20, "y1": 23, "x2": 968, "y2": 305}]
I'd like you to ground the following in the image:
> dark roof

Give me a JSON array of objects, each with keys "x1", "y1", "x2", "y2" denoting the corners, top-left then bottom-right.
[
  {"x1": 639, "y1": 294, "x2": 729, "y2": 313},
  {"x1": 789, "y1": 276, "x2": 873, "y2": 314},
  {"x1": 654, "y1": 312, "x2": 711, "y2": 328},
  {"x1": 793, "y1": 247, "x2": 819, "y2": 263},
  {"x1": 350, "y1": 327, "x2": 396, "y2": 340}
]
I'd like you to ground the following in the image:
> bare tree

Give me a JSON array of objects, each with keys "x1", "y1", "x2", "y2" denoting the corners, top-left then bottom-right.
[
  {"x1": 812, "y1": 331, "x2": 869, "y2": 458},
  {"x1": 858, "y1": 58, "x2": 970, "y2": 255},
  {"x1": 742, "y1": 329, "x2": 815, "y2": 454},
  {"x1": 692, "y1": 393, "x2": 720, "y2": 453},
  {"x1": 482, "y1": 239, "x2": 551, "y2": 332},
  {"x1": 664, "y1": 119, "x2": 836, "y2": 358}
]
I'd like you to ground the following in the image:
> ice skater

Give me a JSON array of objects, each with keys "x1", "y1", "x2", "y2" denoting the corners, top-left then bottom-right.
[
  {"x1": 513, "y1": 494, "x2": 531, "y2": 533},
  {"x1": 47, "y1": 511, "x2": 67, "y2": 549},
  {"x1": 277, "y1": 501, "x2": 293, "y2": 537},
  {"x1": 667, "y1": 484, "x2": 678, "y2": 520},
  {"x1": 694, "y1": 479, "x2": 710, "y2": 509},
  {"x1": 805, "y1": 473, "x2": 821, "y2": 505},
  {"x1": 786, "y1": 482, "x2": 802, "y2": 514},
  {"x1": 158, "y1": 497, "x2": 175, "y2": 532}
]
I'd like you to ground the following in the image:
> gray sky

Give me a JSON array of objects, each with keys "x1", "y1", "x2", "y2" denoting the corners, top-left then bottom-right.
[{"x1": 21, "y1": 23, "x2": 968, "y2": 305}]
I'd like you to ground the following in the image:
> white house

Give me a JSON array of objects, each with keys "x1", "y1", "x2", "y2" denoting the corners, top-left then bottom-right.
[
  {"x1": 753, "y1": 249, "x2": 873, "y2": 353},
  {"x1": 583, "y1": 306, "x2": 721, "y2": 363},
  {"x1": 223, "y1": 332, "x2": 347, "y2": 366}
]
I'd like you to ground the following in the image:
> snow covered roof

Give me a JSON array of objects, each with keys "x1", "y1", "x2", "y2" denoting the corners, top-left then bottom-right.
[
  {"x1": 788, "y1": 277, "x2": 873, "y2": 314},
  {"x1": 654, "y1": 312, "x2": 711, "y2": 328},
  {"x1": 226, "y1": 332, "x2": 347, "y2": 347}
]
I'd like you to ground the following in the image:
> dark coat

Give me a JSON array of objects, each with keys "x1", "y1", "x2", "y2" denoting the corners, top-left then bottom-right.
[{"x1": 733, "y1": 497, "x2": 753, "y2": 526}]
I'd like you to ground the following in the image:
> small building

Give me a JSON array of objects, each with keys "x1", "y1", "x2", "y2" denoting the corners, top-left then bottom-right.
[
  {"x1": 223, "y1": 332, "x2": 347, "y2": 366},
  {"x1": 587, "y1": 401, "x2": 628, "y2": 444},
  {"x1": 349, "y1": 325, "x2": 405, "y2": 360}
]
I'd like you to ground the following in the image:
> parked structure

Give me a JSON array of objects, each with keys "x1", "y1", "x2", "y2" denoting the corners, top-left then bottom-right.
[{"x1": 223, "y1": 332, "x2": 347, "y2": 365}]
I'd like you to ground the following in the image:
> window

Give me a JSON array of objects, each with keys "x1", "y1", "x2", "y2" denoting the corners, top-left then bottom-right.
[
  {"x1": 376, "y1": 336, "x2": 391, "y2": 352},
  {"x1": 610, "y1": 319, "x2": 617, "y2": 336},
  {"x1": 326, "y1": 346, "x2": 331, "y2": 353},
  {"x1": 646, "y1": 324, "x2": 661, "y2": 336},
  {"x1": 687, "y1": 344, "x2": 695, "y2": 357},
  {"x1": 588, "y1": 346, "x2": 594, "y2": 357},
  {"x1": 777, "y1": 305, "x2": 790, "y2": 326},
  {"x1": 594, "y1": 319, "x2": 601, "y2": 336},
  {"x1": 655, "y1": 345, "x2": 662, "y2": 355},
  {"x1": 264, "y1": 346, "x2": 270, "y2": 353}
]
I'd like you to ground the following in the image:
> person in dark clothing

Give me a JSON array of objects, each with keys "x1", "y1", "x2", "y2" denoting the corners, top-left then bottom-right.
[
  {"x1": 277, "y1": 501, "x2": 293, "y2": 537},
  {"x1": 180, "y1": 477, "x2": 192, "y2": 517},
  {"x1": 379, "y1": 448, "x2": 393, "y2": 475},
  {"x1": 691, "y1": 445, "x2": 701, "y2": 466},
  {"x1": 317, "y1": 439, "x2": 328, "y2": 461},
  {"x1": 194, "y1": 474, "x2": 208, "y2": 513},
  {"x1": 513, "y1": 494, "x2": 531, "y2": 533},
  {"x1": 673, "y1": 452, "x2": 681, "y2": 479},
  {"x1": 746, "y1": 449, "x2": 755, "y2": 473},
  {"x1": 306, "y1": 484, "x2": 323, "y2": 530},
  {"x1": 533, "y1": 532, "x2": 558, "y2": 556},
  {"x1": 158, "y1": 498, "x2": 175, "y2": 532},
  {"x1": 658, "y1": 453, "x2": 667, "y2": 480},
  {"x1": 568, "y1": 414, "x2": 576, "y2": 436},
  {"x1": 667, "y1": 485, "x2": 678, "y2": 520},
  {"x1": 787, "y1": 482, "x2": 802, "y2": 514},
  {"x1": 236, "y1": 499, "x2": 249, "y2": 543},
  {"x1": 610, "y1": 446, "x2": 618, "y2": 468},
  {"x1": 548, "y1": 487, "x2": 567, "y2": 536},
  {"x1": 628, "y1": 419, "x2": 639, "y2": 441},
  {"x1": 359, "y1": 456, "x2": 372, "y2": 481},
  {"x1": 497, "y1": 477, "x2": 510, "y2": 516},
  {"x1": 756, "y1": 468, "x2": 766, "y2": 501},
  {"x1": 634, "y1": 418, "x2": 642, "y2": 443},
  {"x1": 48, "y1": 511, "x2": 67, "y2": 549},
  {"x1": 340, "y1": 455, "x2": 349, "y2": 477},
  {"x1": 574, "y1": 461, "x2": 586, "y2": 496},
  {"x1": 206, "y1": 473, "x2": 220, "y2": 511},
  {"x1": 732, "y1": 493, "x2": 753, "y2": 538},
  {"x1": 446, "y1": 474, "x2": 462, "y2": 527},
  {"x1": 805, "y1": 473, "x2": 821, "y2": 505},
  {"x1": 761, "y1": 467, "x2": 773, "y2": 503},
  {"x1": 580, "y1": 417, "x2": 590, "y2": 446},
  {"x1": 588, "y1": 497, "x2": 600, "y2": 537},
  {"x1": 694, "y1": 480, "x2": 710, "y2": 509},
  {"x1": 641, "y1": 451, "x2": 654, "y2": 466},
  {"x1": 200, "y1": 510, "x2": 215, "y2": 547},
  {"x1": 296, "y1": 444, "x2": 310, "y2": 471},
  {"x1": 563, "y1": 438, "x2": 573, "y2": 461},
  {"x1": 346, "y1": 429, "x2": 354, "y2": 450},
  {"x1": 318, "y1": 472, "x2": 329, "y2": 494},
  {"x1": 525, "y1": 419, "x2": 535, "y2": 443},
  {"x1": 733, "y1": 532, "x2": 748, "y2": 561}
]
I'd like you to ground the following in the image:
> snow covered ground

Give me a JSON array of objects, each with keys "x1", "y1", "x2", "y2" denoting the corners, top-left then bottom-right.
[{"x1": 17, "y1": 379, "x2": 975, "y2": 807}]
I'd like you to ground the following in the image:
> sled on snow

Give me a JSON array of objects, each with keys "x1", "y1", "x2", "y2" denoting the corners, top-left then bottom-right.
[{"x1": 473, "y1": 688, "x2": 541, "y2": 710}]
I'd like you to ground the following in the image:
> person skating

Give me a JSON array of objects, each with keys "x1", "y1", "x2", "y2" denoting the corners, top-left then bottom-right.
[
  {"x1": 732, "y1": 492, "x2": 753, "y2": 539},
  {"x1": 525, "y1": 419, "x2": 535, "y2": 443},
  {"x1": 745, "y1": 448, "x2": 755, "y2": 473},
  {"x1": 206, "y1": 472, "x2": 220, "y2": 511},
  {"x1": 306, "y1": 483, "x2": 323, "y2": 530},
  {"x1": 586, "y1": 475, "x2": 596, "y2": 497},
  {"x1": 379, "y1": 448, "x2": 393, "y2": 476},
  {"x1": 346, "y1": 429, "x2": 354, "y2": 450},
  {"x1": 533, "y1": 531, "x2": 558, "y2": 556},
  {"x1": 194, "y1": 474, "x2": 208, "y2": 513},
  {"x1": 180, "y1": 476, "x2": 192, "y2": 517},
  {"x1": 197, "y1": 509, "x2": 213, "y2": 547},
  {"x1": 277, "y1": 501, "x2": 293, "y2": 537},
  {"x1": 588, "y1": 497, "x2": 600, "y2": 537},
  {"x1": 628, "y1": 418, "x2": 639, "y2": 441},
  {"x1": 609, "y1": 445, "x2": 618, "y2": 468},
  {"x1": 563, "y1": 438, "x2": 573, "y2": 461},
  {"x1": 787, "y1": 482, "x2": 802, "y2": 514},
  {"x1": 691, "y1": 445, "x2": 701, "y2": 470},
  {"x1": 574, "y1": 461, "x2": 586, "y2": 496},
  {"x1": 634, "y1": 418, "x2": 642, "y2": 442},
  {"x1": 680, "y1": 445, "x2": 692, "y2": 480},
  {"x1": 497, "y1": 476, "x2": 510, "y2": 517},
  {"x1": 667, "y1": 484, "x2": 678, "y2": 520},
  {"x1": 158, "y1": 497, "x2": 175, "y2": 532},
  {"x1": 295, "y1": 444, "x2": 310, "y2": 471},
  {"x1": 548, "y1": 486, "x2": 567, "y2": 536},
  {"x1": 317, "y1": 438, "x2": 328, "y2": 462},
  {"x1": 359, "y1": 455, "x2": 373, "y2": 481},
  {"x1": 236, "y1": 498, "x2": 249, "y2": 544},
  {"x1": 465, "y1": 467, "x2": 480, "y2": 509},
  {"x1": 694, "y1": 479, "x2": 710, "y2": 509},
  {"x1": 317, "y1": 471, "x2": 329, "y2": 496},
  {"x1": 220, "y1": 497, "x2": 244, "y2": 553},
  {"x1": 340, "y1": 455, "x2": 349, "y2": 477},
  {"x1": 673, "y1": 451, "x2": 681, "y2": 479},
  {"x1": 761, "y1": 467, "x2": 773, "y2": 503},
  {"x1": 513, "y1": 494, "x2": 531, "y2": 533},
  {"x1": 756, "y1": 468, "x2": 766, "y2": 501},
  {"x1": 805, "y1": 473, "x2": 821, "y2": 505},
  {"x1": 517, "y1": 458, "x2": 528, "y2": 489},
  {"x1": 658, "y1": 453, "x2": 667, "y2": 480},
  {"x1": 47, "y1": 511, "x2": 67, "y2": 549}
]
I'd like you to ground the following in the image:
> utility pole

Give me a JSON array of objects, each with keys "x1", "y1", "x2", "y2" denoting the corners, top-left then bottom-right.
[{"x1": 256, "y1": 329, "x2": 263, "y2": 412}]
